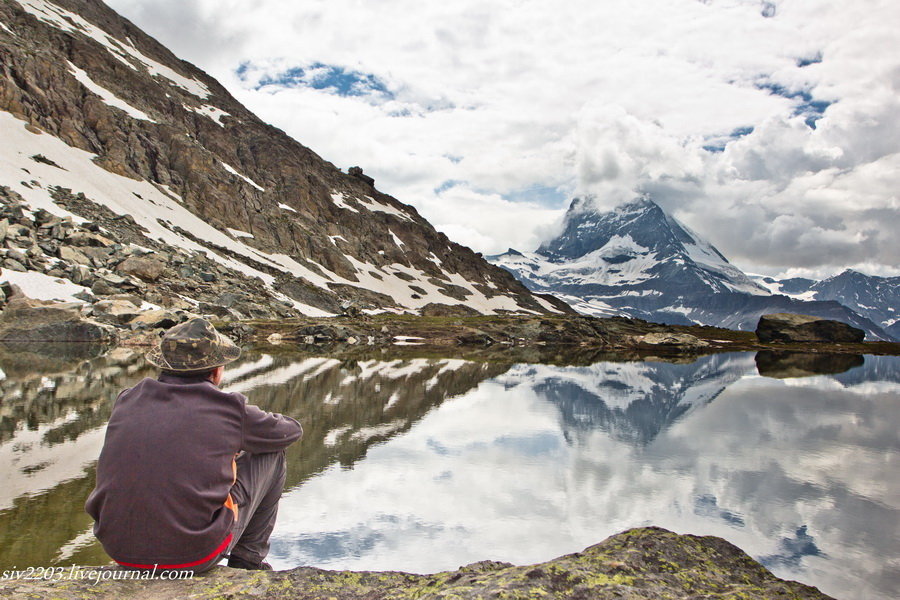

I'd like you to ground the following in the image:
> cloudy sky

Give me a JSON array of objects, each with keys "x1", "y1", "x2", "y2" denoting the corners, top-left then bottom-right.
[{"x1": 104, "y1": 0, "x2": 900, "y2": 278}]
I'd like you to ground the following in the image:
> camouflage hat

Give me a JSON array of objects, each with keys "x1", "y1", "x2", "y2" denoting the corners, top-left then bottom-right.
[{"x1": 146, "y1": 318, "x2": 241, "y2": 371}]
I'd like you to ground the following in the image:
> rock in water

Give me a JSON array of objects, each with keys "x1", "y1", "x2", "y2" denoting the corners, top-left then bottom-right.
[{"x1": 756, "y1": 313, "x2": 866, "y2": 343}]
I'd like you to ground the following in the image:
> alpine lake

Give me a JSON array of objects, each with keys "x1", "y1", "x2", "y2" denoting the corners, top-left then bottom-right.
[{"x1": 1, "y1": 341, "x2": 897, "y2": 600}]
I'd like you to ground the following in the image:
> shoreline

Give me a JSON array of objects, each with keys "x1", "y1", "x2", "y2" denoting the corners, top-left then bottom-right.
[
  {"x1": 0, "y1": 527, "x2": 835, "y2": 600},
  {"x1": 209, "y1": 314, "x2": 900, "y2": 357}
]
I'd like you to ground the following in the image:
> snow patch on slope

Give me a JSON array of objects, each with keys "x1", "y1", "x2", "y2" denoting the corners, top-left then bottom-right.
[
  {"x1": 0, "y1": 270, "x2": 91, "y2": 303},
  {"x1": 226, "y1": 227, "x2": 253, "y2": 239},
  {"x1": 221, "y1": 162, "x2": 265, "y2": 191},
  {"x1": 494, "y1": 246, "x2": 658, "y2": 288},
  {"x1": 389, "y1": 229, "x2": 405, "y2": 250},
  {"x1": 673, "y1": 218, "x2": 767, "y2": 295},
  {"x1": 749, "y1": 275, "x2": 817, "y2": 300},
  {"x1": 67, "y1": 61, "x2": 154, "y2": 122},
  {"x1": 15, "y1": 0, "x2": 209, "y2": 97},
  {"x1": 330, "y1": 192, "x2": 359, "y2": 213},
  {"x1": 186, "y1": 103, "x2": 230, "y2": 127},
  {"x1": 357, "y1": 195, "x2": 414, "y2": 222}
]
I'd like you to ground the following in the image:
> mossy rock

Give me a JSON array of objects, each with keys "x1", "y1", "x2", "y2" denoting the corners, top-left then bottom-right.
[{"x1": 0, "y1": 527, "x2": 834, "y2": 599}]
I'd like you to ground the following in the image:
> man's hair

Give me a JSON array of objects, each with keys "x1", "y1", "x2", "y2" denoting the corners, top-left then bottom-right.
[{"x1": 161, "y1": 368, "x2": 217, "y2": 380}]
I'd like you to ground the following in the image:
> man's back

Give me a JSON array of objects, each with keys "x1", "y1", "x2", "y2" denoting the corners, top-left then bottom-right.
[{"x1": 86, "y1": 373, "x2": 302, "y2": 567}]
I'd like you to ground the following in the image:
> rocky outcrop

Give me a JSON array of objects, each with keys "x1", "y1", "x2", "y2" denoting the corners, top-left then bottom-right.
[
  {"x1": 0, "y1": 188, "x2": 297, "y2": 323},
  {"x1": 0, "y1": 527, "x2": 833, "y2": 599},
  {"x1": 756, "y1": 313, "x2": 866, "y2": 343},
  {"x1": 634, "y1": 332, "x2": 709, "y2": 349},
  {"x1": 0, "y1": 295, "x2": 116, "y2": 342}
]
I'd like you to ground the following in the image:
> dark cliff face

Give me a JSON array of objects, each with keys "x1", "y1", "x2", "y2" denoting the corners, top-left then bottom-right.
[
  {"x1": 490, "y1": 196, "x2": 893, "y2": 339},
  {"x1": 0, "y1": 0, "x2": 555, "y2": 316}
]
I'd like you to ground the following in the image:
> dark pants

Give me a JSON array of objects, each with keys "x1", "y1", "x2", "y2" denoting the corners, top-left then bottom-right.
[{"x1": 224, "y1": 451, "x2": 287, "y2": 565}]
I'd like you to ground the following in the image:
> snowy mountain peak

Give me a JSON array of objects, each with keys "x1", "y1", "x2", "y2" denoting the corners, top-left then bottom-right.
[
  {"x1": 489, "y1": 197, "x2": 892, "y2": 339},
  {"x1": 531, "y1": 196, "x2": 765, "y2": 296}
]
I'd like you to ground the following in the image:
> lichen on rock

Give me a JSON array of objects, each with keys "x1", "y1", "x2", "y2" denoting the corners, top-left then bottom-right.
[{"x1": 0, "y1": 527, "x2": 834, "y2": 599}]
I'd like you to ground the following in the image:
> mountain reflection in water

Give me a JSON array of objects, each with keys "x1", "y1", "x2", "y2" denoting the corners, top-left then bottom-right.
[{"x1": 0, "y1": 346, "x2": 897, "y2": 600}]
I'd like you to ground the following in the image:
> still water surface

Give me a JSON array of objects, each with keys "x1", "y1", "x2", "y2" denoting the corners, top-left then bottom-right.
[{"x1": 0, "y1": 345, "x2": 897, "y2": 599}]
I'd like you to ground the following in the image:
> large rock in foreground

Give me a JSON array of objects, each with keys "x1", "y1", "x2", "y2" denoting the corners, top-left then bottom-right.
[
  {"x1": 756, "y1": 312, "x2": 866, "y2": 343},
  {"x1": 0, "y1": 527, "x2": 833, "y2": 599}
]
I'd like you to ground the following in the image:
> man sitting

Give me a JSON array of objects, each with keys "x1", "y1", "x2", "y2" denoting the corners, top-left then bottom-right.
[{"x1": 86, "y1": 318, "x2": 303, "y2": 571}]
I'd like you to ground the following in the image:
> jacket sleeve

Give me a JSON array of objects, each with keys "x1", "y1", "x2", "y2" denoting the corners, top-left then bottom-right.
[{"x1": 240, "y1": 399, "x2": 303, "y2": 453}]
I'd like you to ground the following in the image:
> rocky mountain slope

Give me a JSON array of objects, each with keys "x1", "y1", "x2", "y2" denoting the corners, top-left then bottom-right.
[
  {"x1": 756, "y1": 269, "x2": 900, "y2": 339},
  {"x1": 0, "y1": 0, "x2": 566, "y2": 319},
  {"x1": 489, "y1": 196, "x2": 893, "y2": 340}
]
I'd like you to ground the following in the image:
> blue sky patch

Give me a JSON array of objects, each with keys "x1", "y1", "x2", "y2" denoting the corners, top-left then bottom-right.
[
  {"x1": 756, "y1": 81, "x2": 833, "y2": 129},
  {"x1": 505, "y1": 185, "x2": 570, "y2": 208},
  {"x1": 703, "y1": 125, "x2": 755, "y2": 153},
  {"x1": 434, "y1": 179, "x2": 466, "y2": 194},
  {"x1": 797, "y1": 52, "x2": 823, "y2": 67},
  {"x1": 238, "y1": 61, "x2": 394, "y2": 99}
]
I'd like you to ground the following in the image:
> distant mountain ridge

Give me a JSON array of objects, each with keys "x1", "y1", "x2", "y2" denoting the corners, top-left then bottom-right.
[
  {"x1": 489, "y1": 196, "x2": 894, "y2": 340},
  {"x1": 0, "y1": 0, "x2": 565, "y2": 318},
  {"x1": 755, "y1": 270, "x2": 900, "y2": 339}
]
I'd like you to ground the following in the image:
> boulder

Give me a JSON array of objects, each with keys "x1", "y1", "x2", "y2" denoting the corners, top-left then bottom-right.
[
  {"x1": 91, "y1": 271, "x2": 141, "y2": 295},
  {"x1": 5, "y1": 248, "x2": 28, "y2": 263},
  {"x1": 348, "y1": 165, "x2": 375, "y2": 186},
  {"x1": 756, "y1": 313, "x2": 865, "y2": 343},
  {"x1": 198, "y1": 302, "x2": 237, "y2": 318},
  {"x1": 128, "y1": 309, "x2": 183, "y2": 330},
  {"x1": 65, "y1": 231, "x2": 114, "y2": 247},
  {"x1": 91, "y1": 278, "x2": 118, "y2": 296},
  {"x1": 68, "y1": 264, "x2": 93, "y2": 285},
  {"x1": 80, "y1": 246, "x2": 114, "y2": 266},
  {"x1": 3, "y1": 258, "x2": 27, "y2": 271},
  {"x1": 0, "y1": 297, "x2": 116, "y2": 342},
  {"x1": 116, "y1": 256, "x2": 166, "y2": 282},
  {"x1": 58, "y1": 245, "x2": 92, "y2": 265},
  {"x1": 91, "y1": 298, "x2": 142, "y2": 325},
  {"x1": 420, "y1": 302, "x2": 480, "y2": 317},
  {"x1": 638, "y1": 332, "x2": 710, "y2": 348}
]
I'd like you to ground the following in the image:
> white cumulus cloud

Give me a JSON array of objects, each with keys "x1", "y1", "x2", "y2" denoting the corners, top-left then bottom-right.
[{"x1": 105, "y1": 0, "x2": 900, "y2": 276}]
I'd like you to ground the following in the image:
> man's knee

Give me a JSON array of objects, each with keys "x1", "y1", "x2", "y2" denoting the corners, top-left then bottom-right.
[{"x1": 235, "y1": 451, "x2": 286, "y2": 491}]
